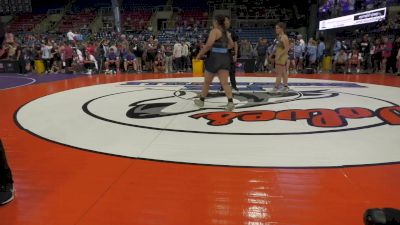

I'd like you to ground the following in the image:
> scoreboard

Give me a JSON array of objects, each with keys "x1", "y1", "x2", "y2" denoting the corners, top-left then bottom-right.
[{"x1": 0, "y1": 0, "x2": 32, "y2": 14}]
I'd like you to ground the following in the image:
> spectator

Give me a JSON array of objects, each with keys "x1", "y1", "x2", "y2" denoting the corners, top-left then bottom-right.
[
  {"x1": 287, "y1": 39, "x2": 296, "y2": 73},
  {"x1": 359, "y1": 34, "x2": 371, "y2": 72},
  {"x1": 67, "y1": 29, "x2": 75, "y2": 42},
  {"x1": 5, "y1": 42, "x2": 18, "y2": 60},
  {"x1": 295, "y1": 35, "x2": 306, "y2": 72},
  {"x1": 317, "y1": 37, "x2": 326, "y2": 72},
  {"x1": 5, "y1": 32, "x2": 14, "y2": 45},
  {"x1": 83, "y1": 49, "x2": 98, "y2": 75},
  {"x1": 154, "y1": 52, "x2": 165, "y2": 73},
  {"x1": 255, "y1": 38, "x2": 268, "y2": 72},
  {"x1": 181, "y1": 41, "x2": 190, "y2": 72},
  {"x1": 41, "y1": 41, "x2": 53, "y2": 74},
  {"x1": 146, "y1": 37, "x2": 157, "y2": 72},
  {"x1": 21, "y1": 45, "x2": 34, "y2": 74},
  {"x1": 104, "y1": 47, "x2": 120, "y2": 74},
  {"x1": 132, "y1": 39, "x2": 143, "y2": 72},
  {"x1": 382, "y1": 37, "x2": 392, "y2": 73},
  {"x1": 240, "y1": 39, "x2": 253, "y2": 59},
  {"x1": 63, "y1": 43, "x2": 74, "y2": 73},
  {"x1": 50, "y1": 44, "x2": 62, "y2": 74},
  {"x1": 388, "y1": 36, "x2": 400, "y2": 74},
  {"x1": 306, "y1": 39, "x2": 318, "y2": 68},
  {"x1": 348, "y1": 48, "x2": 362, "y2": 73},
  {"x1": 164, "y1": 41, "x2": 174, "y2": 73},
  {"x1": 268, "y1": 38, "x2": 277, "y2": 72},
  {"x1": 371, "y1": 39, "x2": 383, "y2": 73},
  {"x1": 333, "y1": 38, "x2": 342, "y2": 55},
  {"x1": 333, "y1": 48, "x2": 348, "y2": 73},
  {"x1": 173, "y1": 40, "x2": 183, "y2": 72},
  {"x1": 71, "y1": 47, "x2": 84, "y2": 73},
  {"x1": 123, "y1": 48, "x2": 137, "y2": 72}
]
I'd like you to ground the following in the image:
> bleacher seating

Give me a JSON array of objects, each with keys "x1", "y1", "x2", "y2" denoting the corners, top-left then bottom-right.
[
  {"x1": 6, "y1": 14, "x2": 46, "y2": 33},
  {"x1": 175, "y1": 9, "x2": 208, "y2": 28},
  {"x1": 122, "y1": 10, "x2": 153, "y2": 31},
  {"x1": 57, "y1": 10, "x2": 96, "y2": 33},
  {"x1": 173, "y1": 0, "x2": 209, "y2": 29},
  {"x1": 235, "y1": 28, "x2": 275, "y2": 43}
]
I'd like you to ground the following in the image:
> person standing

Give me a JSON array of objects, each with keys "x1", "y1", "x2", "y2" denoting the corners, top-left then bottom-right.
[
  {"x1": 41, "y1": 41, "x2": 53, "y2": 74},
  {"x1": 317, "y1": 36, "x2": 326, "y2": 73},
  {"x1": 67, "y1": 29, "x2": 75, "y2": 43},
  {"x1": 194, "y1": 15, "x2": 235, "y2": 111},
  {"x1": 256, "y1": 38, "x2": 268, "y2": 73},
  {"x1": 371, "y1": 39, "x2": 383, "y2": 73},
  {"x1": 132, "y1": 38, "x2": 143, "y2": 73},
  {"x1": 146, "y1": 37, "x2": 157, "y2": 72},
  {"x1": 271, "y1": 22, "x2": 290, "y2": 93},
  {"x1": 181, "y1": 40, "x2": 189, "y2": 72},
  {"x1": 388, "y1": 37, "x2": 400, "y2": 74},
  {"x1": 0, "y1": 139, "x2": 15, "y2": 205},
  {"x1": 240, "y1": 40, "x2": 253, "y2": 59},
  {"x1": 295, "y1": 35, "x2": 306, "y2": 73},
  {"x1": 164, "y1": 41, "x2": 174, "y2": 73},
  {"x1": 173, "y1": 40, "x2": 183, "y2": 73},
  {"x1": 359, "y1": 34, "x2": 371, "y2": 73},
  {"x1": 382, "y1": 37, "x2": 392, "y2": 73}
]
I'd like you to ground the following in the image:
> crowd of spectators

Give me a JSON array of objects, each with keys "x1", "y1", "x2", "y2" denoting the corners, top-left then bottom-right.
[
  {"x1": 331, "y1": 34, "x2": 400, "y2": 74},
  {"x1": 1, "y1": 28, "x2": 399, "y2": 76},
  {"x1": 0, "y1": 29, "x2": 202, "y2": 75},
  {"x1": 318, "y1": 0, "x2": 398, "y2": 19}
]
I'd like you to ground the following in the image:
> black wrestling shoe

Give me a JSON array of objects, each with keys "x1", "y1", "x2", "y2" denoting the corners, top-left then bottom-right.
[{"x1": 0, "y1": 183, "x2": 15, "y2": 205}]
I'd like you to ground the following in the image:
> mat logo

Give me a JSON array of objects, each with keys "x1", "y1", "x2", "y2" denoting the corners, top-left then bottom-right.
[
  {"x1": 190, "y1": 107, "x2": 400, "y2": 127},
  {"x1": 118, "y1": 81, "x2": 400, "y2": 134},
  {"x1": 126, "y1": 89, "x2": 339, "y2": 119}
]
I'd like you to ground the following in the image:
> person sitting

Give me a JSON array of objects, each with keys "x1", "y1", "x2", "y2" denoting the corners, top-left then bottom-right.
[
  {"x1": 123, "y1": 48, "x2": 137, "y2": 73},
  {"x1": 71, "y1": 48, "x2": 84, "y2": 74},
  {"x1": 348, "y1": 49, "x2": 362, "y2": 73},
  {"x1": 104, "y1": 47, "x2": 120, "y2": 74},
  {"x1": 83, "y1": 49, "x2": 98, "y2": 75},
  {"x1": 333, "y1": 48, "x2": 348, "y2": 73},
  {"x1": 153, "y1": 52, "x2": 165, "y2": 73}
]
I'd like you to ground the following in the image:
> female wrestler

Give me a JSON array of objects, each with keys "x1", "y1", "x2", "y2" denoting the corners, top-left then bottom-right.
[
  {"x1": 194, "y1": 15, "x2": 235, "y2": 111},
  {"x1": 272, "y1": 22, "x2": 290, "y2": 93}
]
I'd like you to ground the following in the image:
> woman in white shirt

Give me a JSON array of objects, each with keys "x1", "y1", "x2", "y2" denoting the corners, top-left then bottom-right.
[{"x1": 41, "y1": 41, "x2": 53, "y2": 74}]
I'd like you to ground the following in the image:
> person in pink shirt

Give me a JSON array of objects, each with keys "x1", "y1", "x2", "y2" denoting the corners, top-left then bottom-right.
[{"x1": 63, "y1": 43, "x2": 74, "y2": 72}]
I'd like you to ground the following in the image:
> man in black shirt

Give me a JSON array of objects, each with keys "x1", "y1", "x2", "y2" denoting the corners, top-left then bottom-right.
[
  {"x1": 359, "y1": 34, "x2": 371, "y2": 72},
  {"x1": 0, "y1": 139, "x2": 15, "y2": 205},
  {"x1": 256, "y1": 38, "x2": 268, "y2": 72}
]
